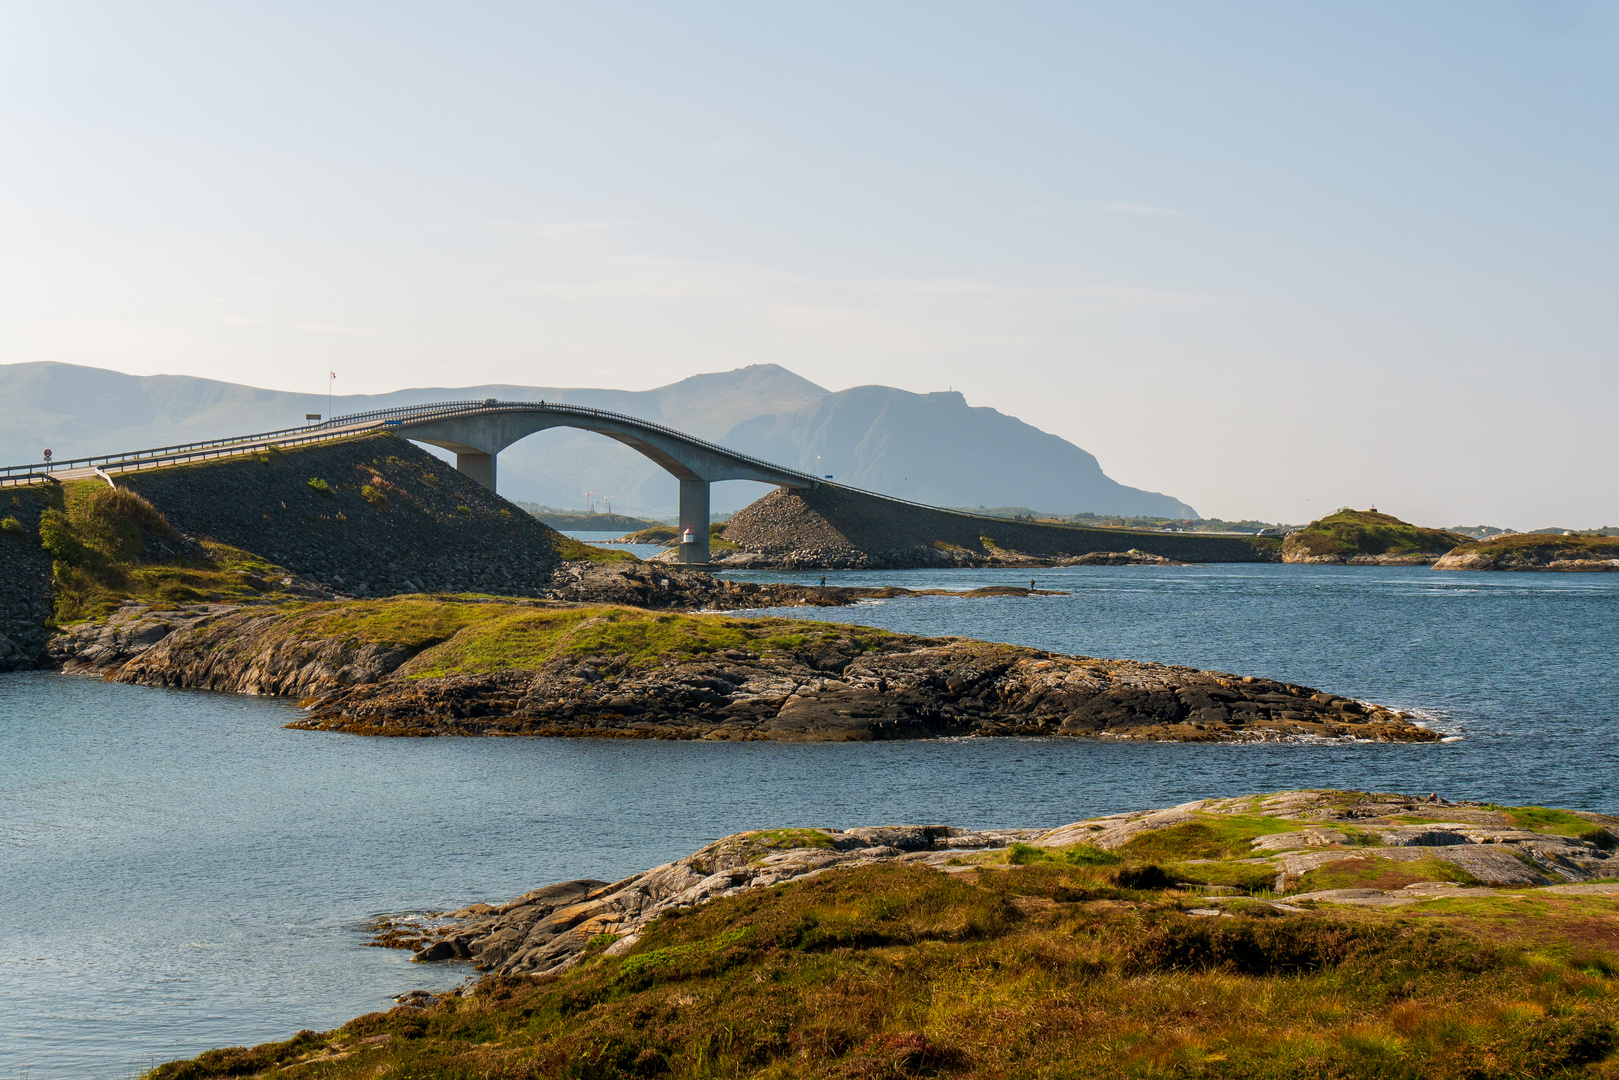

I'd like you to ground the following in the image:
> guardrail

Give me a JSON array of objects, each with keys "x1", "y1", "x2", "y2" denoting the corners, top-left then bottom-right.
[
  {"x1": 0, "y1": 417, "x2": 336, "y2": 480},
  {"x1": 0, "y1": 427, "x2": 374, "y2": 488}
]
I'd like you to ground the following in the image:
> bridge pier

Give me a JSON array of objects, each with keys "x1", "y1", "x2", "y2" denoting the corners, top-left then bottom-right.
[
  {"x1": 678, "y1": 477, "x2": 711, "y2": 565},
  {"x1": 455, "y1": 451, "x2": 496, "y2": 491}
]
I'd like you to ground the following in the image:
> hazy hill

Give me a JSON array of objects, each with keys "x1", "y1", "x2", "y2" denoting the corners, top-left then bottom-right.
[
  {"x1": 0, "y1": 361, "x2": 1194, "y2": 518},
  {"x1": 725, "y1": 385, "x2": 1194, "y2": 518}
]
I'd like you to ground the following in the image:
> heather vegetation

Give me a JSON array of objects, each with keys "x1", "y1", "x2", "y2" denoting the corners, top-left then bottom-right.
[
  {"x1": 256, "y1": 597, "x2": 888, "y2": 679},
  {"x1": 148, "y1": 859, "x2": 1619, "y2": 1079}
]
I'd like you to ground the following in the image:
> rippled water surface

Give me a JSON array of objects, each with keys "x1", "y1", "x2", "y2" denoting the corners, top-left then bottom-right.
[{"x1": 3, "y1": 563, "x2": 1615, "y2": 1076}]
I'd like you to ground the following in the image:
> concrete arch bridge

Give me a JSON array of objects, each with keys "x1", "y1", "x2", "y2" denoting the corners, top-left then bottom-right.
[
  {"x1": 374, "y1": 400, "x2": 824, "y2": 563},
  {"x1": 1, "y1": 400, "x2": 826, "y2": 565}
]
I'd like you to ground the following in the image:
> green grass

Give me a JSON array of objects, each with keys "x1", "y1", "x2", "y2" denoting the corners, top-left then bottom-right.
[
  {"x1": 554, "y1": 535, "x2": 640, "y2": 563},
  {"x1": 1113, "y1": 813, "x2": 1302, "y2": 862},
  {"x1": 1508, "y1": 806, "x2": 1616, "y2": 845},
  {"x1": 1007, "y1": 841, "x2": 1120, "y2": 867},
  {"x1": 748, "y1": 829, "x2": 836, "y2": 852},
  {"x1": 146, "y1": 861, "x2": 1619, "y2": 1080},
  {"x1": 1169, "y1": 860, "x2": 1281, "y2": 895},
  {"x1": 283, "y1": 600, "x2": 901, "y2": 679},
  {"x1": 38, "y1": 481, "x2": 315, "y2": 623},
  {"x1": 1295, "y1": 855, "x2": 1481, "y2": 893}
]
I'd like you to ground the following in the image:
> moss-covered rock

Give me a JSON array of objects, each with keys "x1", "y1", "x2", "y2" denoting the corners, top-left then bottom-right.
[{"x1": 1282, "y1": 509, "x2": 1469, "y2": 565}]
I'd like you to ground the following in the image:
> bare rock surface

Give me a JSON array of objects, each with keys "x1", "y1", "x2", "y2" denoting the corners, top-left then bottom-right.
[{"x1": 383, "y1": 789, "x2": 1619, "y2": 978}]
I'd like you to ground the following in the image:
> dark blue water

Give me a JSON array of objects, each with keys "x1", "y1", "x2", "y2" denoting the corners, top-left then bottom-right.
[{"x1": 2, "y1": 563, "x2": 1615, "y2": 1076}]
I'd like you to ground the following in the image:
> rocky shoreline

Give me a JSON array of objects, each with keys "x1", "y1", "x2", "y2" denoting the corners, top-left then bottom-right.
[
  {"x1": 1435, "y1": 535, "x2": 1619, "y2": 572},
  {"x1": 53, "y1": 596, "x2": 1438, "y2": 744},
  {"x1": 377, "y1": 789, "x2": 1619, "y2": 979}
]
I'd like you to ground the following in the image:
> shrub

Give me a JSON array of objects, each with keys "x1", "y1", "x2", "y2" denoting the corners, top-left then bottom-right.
[
  {"x1": 1579, "y1": 826, "x2": 1617, "y2": 850},
  {"x1": 307, "y1": 477, "x2": 333, "y2": 497},
  {"x1": 359, "y1": 484, "x2": 387, "y2": 509},
  {"x1": 38, "y1": 508, "x2": 85, "y2": 565},
  {"x1": 456, "y1": 504, "x2": 473, "y2": 516},
  {"x1": 1112, "y1": 864, "x2": 1174, "y2": 890},
  {"x1": 0, "y1": 515, "x2": 26, "y2": 536}
]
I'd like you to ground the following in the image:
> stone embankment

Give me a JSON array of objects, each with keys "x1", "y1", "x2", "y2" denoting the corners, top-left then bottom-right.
[
  {"x1": 55, "y1": 599, "x2": 1437, "y2": 744},
  {"x1": 380, "y1": 790, "x2": 1619, "y2": 978},
  {"x1": 114, "y1": 433, "x2": 565, "y2": 597},
  {"x1": 720, "y1": 486, "x2": 1278, "y2": 569},
  {"x1": 0, "y1": 486, "x2": 55, "y2": 671}
]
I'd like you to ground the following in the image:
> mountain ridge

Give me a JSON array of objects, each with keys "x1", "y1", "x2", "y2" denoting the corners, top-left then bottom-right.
[{"x1": 0, "y1": 361, "x2": 1194, "y2": 518}]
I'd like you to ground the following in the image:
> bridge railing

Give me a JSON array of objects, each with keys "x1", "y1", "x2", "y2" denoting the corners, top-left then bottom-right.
[
  {"x1": 0, "y1": 417, "x2": 341, "y2": 480},
  {"x1": 0, "y1": 426, "x2": 382, "y2": 487}
]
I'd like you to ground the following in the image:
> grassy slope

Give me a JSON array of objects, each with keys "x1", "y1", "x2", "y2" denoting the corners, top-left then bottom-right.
[
  {"x1": 25, "y1": 466, "x2": 632, "y2": 621},
  {"x1": 150, "y1": 854, "x2": 1619, "y2": 1080},
  {"x1": 35, "y1": 480, "x2": 313, "y2": 624},
  {"x1": 246, "y1": 597, "x2": 893, "y2": 679},
  {"x1": 1284, "y1": 510, "x2": 1470, "y2": 560}
]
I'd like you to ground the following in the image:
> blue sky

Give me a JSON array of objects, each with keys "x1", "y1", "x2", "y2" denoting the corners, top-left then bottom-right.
[{"x1": 1, "y1": 2, "x2": 1614, "y2": 526}]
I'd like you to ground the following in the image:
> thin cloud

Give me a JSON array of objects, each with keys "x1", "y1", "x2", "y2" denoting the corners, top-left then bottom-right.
[
  {"x1": 295, "y1": 323, "x2": 383, "y2": 336},
  {"x1": 1099, "y1": 201, "x2": 1190, "y2": 219}
]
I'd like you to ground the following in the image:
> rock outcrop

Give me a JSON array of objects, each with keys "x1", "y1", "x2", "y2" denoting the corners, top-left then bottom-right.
[
  {"x1": 1435, "y1": 534, "x2": 1619, "y2": 572},
  {"x1": 54, "y1": 598, "x2": 1439, "y2": 744},
  {"x1": 720, "y1": 486, "x2": 1279, "y2": 569},
  {"x1": 382, "y1": 790, "x2": 1618, "y2": 978}
]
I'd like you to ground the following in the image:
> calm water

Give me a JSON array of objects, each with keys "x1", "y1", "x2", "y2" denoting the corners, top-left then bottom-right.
[{"x1": 2, "y1": 563, "x2": 1616, "y2": 1077}]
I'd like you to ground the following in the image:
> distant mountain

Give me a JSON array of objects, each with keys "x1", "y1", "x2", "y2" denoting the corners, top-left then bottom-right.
[
  {"x1": 725, "y1": 385, "x2": 1194, "y2": 518},
  {"x1": 0, "y1": 361, "x2": 1195, "y2": 518}
]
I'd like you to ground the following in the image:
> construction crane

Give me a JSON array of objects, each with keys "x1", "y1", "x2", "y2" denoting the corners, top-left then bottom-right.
[
  {"x1": 582, "y1": 491, "x2": 600, "y2": 514},
  {"x1": 601, "y1": 495, "x2": 619, "y2": 515}
]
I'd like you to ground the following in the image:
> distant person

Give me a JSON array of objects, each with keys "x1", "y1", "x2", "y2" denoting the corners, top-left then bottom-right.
[
  {"x1": 819, "y1": 575, "x2": 826, "y2": 587},
  {"x1": 1030, "y1": 578, "x2": 1035, "y2": 591}
]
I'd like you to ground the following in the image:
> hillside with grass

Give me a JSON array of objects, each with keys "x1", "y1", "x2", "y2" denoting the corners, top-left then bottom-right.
[
  {"x1": 1436, "y1": 533, "x2": 1619, "y2": 572},
  {"x1": 1282, "y1": 509, "x2": 1470, "y2": 565},
  {"x1": 149, "y1": 789, "x2": 1619, "y2": 1080}
]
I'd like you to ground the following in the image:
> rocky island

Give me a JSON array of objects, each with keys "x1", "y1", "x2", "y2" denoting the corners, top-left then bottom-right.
[
  {"x1": 54, "y1": 596, "x2": 1435, "y2": 743},
  {"x1": 1435, "y1": 533, "x2": 1619, "y2": 572},
  {"x1": 152, "y1": 789, "x2": 1619, "y2": 1079},
  {"x1": 1282, "y1": 508, "x2": 1470, "y2": 565}
]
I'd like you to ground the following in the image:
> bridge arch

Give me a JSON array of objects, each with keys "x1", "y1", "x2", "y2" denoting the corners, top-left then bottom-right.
[{"x1": 362, "y1": 401, "x2": 820, "y2": 565}]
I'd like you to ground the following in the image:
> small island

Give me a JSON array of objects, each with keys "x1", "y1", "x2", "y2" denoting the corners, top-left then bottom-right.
[
  {"x1": 1436, "y1": 533, "x2": 1619, "y2": 572},
  {"x1": 55, "y1": 596, "x2": 1436, "y2": 744},
  {"x1": 150, "y1": 789, "x2": 1619, "y2": 1079},
  {"x1": 1282, "y1": 508, "x2": 1470, "y2": 565}
]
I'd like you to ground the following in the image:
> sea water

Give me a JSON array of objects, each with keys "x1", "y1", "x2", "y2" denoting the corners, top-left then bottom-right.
[{"x1": 2, "y1": 563, "x2": 1615, "y2": 1077}]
